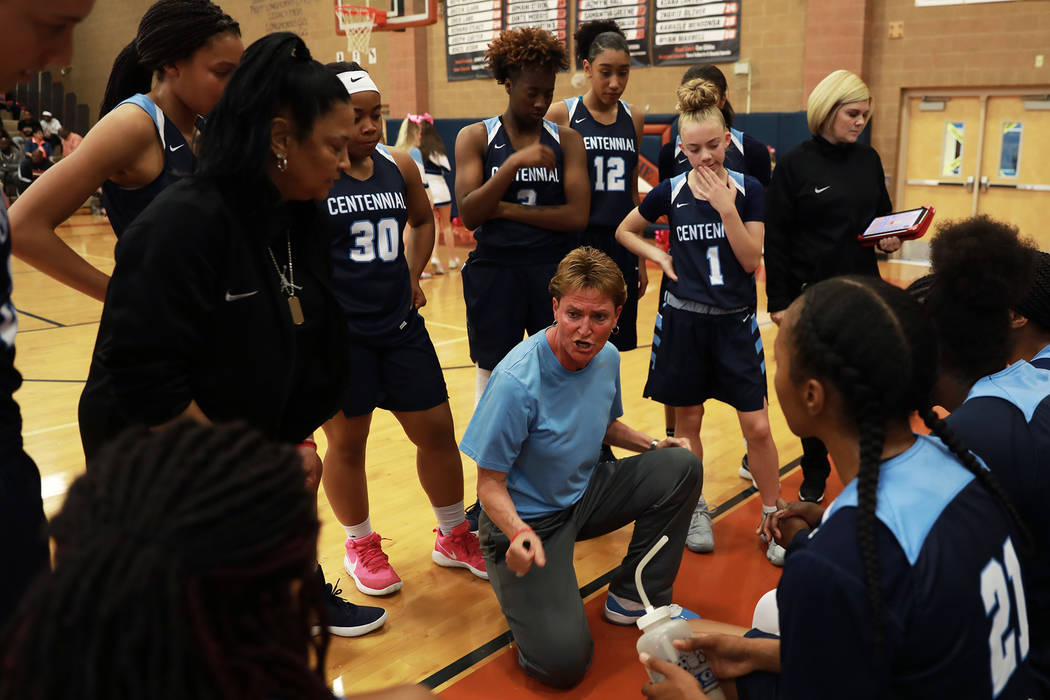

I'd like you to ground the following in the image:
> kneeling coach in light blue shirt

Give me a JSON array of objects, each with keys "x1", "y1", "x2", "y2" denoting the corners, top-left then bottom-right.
[{"x1": 460, "y1": 246, "x2": 702, "y2": 690}]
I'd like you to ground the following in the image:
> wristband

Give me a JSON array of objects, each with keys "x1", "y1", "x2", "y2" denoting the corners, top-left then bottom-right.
[
  {"x1": 648, "y1": 439, "x2": 660, "y2": 451},
  {"x1": 298, "y1": 438, "x2": 317, "y2": 450},
  {"x1": 761, "y1": 504, "x2": 779, "y2": 515},
  {"x1": 511, "y1": 527, "x2": 534, "y2": 544}
]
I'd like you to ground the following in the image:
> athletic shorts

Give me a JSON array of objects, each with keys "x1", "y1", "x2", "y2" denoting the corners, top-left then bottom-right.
[
  {"x1": 577, "y1": 227, "x2": 639, "y2": 352},
  {"x1": 462, "y1": 256, "x2": 559, "y2": 371},
  {"x1": 340, "y1": 310, "x2": 448, "y2": 417},
  {"x1": 424, "y1": 172, "x2": 451, "y2": 206},
  {"x1": 643, "y1": 304, "x2": 767, "y2": 412}
]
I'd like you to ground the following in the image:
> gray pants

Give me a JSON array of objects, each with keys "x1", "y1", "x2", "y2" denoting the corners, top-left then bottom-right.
[{"x1": 479, "y1": 447, "x2": 702, "y2": 688}]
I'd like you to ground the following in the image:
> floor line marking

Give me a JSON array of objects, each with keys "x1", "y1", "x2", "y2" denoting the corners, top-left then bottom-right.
[
  {"x1": 24, "y1": 420, "x2": 80, "y2": 437},
  {"x1": 16, "y1": 309, "x2": 65, "y2": 327}
]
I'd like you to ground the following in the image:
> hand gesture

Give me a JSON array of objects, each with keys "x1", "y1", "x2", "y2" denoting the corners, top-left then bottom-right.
[
  {"x1": 512, "y1": 143, "x2": 556, "y2": 172},
  {"x1": 690, "y1": 166, "x2": 735, "y2": 214},
  {"x1": 639, "y1": 654, "x2": 708, "y2": 699},
  {"x1": 506, "y1": 529, "x2": 546, "y2": 577},
  {"x1": 757, "y1": 498, "x2": 788, "y2": 539},
  {"x1": 410, "y1": 278, "x2": 427, "y2": 309}
]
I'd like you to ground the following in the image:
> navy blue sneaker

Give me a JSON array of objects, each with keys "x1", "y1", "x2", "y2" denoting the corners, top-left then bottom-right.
[
  {"x1": 319, "y1": 579, "x2": 387, "y2": 638},
  {"x1": 465, "y1": 500, "x2": 481, "y2": 533},
  {"x1": 603, "y1": 594, "x2": 698, "y2": 626}
]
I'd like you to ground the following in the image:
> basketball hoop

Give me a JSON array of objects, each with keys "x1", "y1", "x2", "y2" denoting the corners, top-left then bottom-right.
[{"x1": 335, "y1": 4, "x2": 387, "y2": 59}]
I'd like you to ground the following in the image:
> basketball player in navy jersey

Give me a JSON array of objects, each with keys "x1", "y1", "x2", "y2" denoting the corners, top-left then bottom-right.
[
  {"x1": 616, "y1": 79, "x2": 784, "y2": 565},
  {"x1": 0, "y1": 0, "x2": 94, "y2": 632},
  {"x1": 546, "y1": 20, "x2": 646, "y2": 351},
  {"x1": 9, "y1": 0, "x2": 242, "y2": 301},
  {"x1": 454, "y1": 27, "x2": 590, "y2": 404},
  {"x1": 320, "y1": 64, "x2": 486, "y2": 598},
  {"x1": 641, "y1": 277, "x2": 1037, "y2": 700},
  {"x1": 917, "y1": 219, "x2": 1050, "y2": 693}
]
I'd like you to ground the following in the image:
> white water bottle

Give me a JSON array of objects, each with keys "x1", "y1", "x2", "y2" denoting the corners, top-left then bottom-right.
[
  {"x1": 636, "y1": 607, "x2": 726, "y2": 699},
  {"x1": 633, "y1": 535, "x2": 726, "y2": 700}
]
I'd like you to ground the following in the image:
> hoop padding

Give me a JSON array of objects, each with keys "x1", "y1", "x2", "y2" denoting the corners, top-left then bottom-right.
[{"x1": 335, "y1": 4, "x2": 387, "y2": 55}]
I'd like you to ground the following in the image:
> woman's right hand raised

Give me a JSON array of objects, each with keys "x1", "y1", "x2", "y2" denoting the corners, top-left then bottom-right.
[
  {"x1": 511, "y1": 143, "x2": 556, "y2": 172},
  {"x1": 506, "y1": 528, "x2": 546, "y2": 577}
]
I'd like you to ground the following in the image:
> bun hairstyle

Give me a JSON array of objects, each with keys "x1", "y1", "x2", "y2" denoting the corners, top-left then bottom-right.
[
  {"x1": 574, "y1": 20, "x2": 629, "y2": 65},
  {"x1": 486, "y1": 27, "x2": 569, "y2": 84},
  {"x1": 927, "y1": 216, "x2": 1038, "y2": 386},
  {"x1": 676, "y1": 78, "x2": 726, "y2": 132},
  {"x1": 681, "y1": 64, "x2": 733, "y2": 128},
  {"x1": 791, "y1": 275, "x2": 1031, "y2": 658},
  {"x1": 100, "y1": 0, "x2": 240, "y2": 118},
  {"x1": 197, "y1": 32, "x2": 349, "y2": 185}
]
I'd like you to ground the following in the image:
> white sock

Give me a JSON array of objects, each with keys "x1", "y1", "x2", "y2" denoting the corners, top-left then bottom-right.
[
  {"x1": 474, "y1": 366, "x2": 492, "y2": 408},
  {"x1": 608, "y1": 591, "x2": 644, "y2": 611},
  {"x1": 434, "y1": 500, "x2": 466, "y2": 535},
  {"x1": 343, "y1": 517, "x2": 373, "y2": 540}
]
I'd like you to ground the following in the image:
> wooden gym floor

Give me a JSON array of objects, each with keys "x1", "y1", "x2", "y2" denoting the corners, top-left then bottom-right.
[{"x1": 15, "y1": 213, "x2": 928, "y2": 696}]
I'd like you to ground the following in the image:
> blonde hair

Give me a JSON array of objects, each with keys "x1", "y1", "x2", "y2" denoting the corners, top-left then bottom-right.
[
  {"x1": 549, "y1": 246, "x2": 627, "y2": 308},
  {"x1": 394, "y1": 118, "x2": 419, "y2": 151},
  {"x1": 676, "y1": 78, "x2": 726, "y2": 133},
  {"x1": 806, "y1": 69, "x2": 871, "y2": 136}
]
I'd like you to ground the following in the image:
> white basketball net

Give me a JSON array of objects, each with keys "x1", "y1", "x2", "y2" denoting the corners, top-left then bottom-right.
[{"x1": 336, "y1": 5, "x2": 380, "y2": 56}]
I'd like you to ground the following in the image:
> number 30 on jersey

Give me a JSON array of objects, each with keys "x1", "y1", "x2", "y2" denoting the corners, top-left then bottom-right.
[{"x1": 349, "y1": 218, "x2": 399, "y2": 263}]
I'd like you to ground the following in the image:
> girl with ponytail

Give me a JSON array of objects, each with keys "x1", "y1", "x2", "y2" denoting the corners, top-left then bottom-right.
[
  {"x1": 9, "y1": 0, "x2": 242, "y2": 301},
  {"x1": 546, "y1": 20, "x2": 646, "y2": 351},
  {"x1": 640, "y1": 275, "x2": 1036, "y2": 699},
  {"x1": 77, "y1": 33, "x2": 386, "y2": 640},
  {"x1": 616, "y1": 78, "x2": 783, "y2": 566}
]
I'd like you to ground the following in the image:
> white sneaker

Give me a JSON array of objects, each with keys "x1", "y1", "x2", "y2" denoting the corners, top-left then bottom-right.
[
  {"x1": 685, "y1": 496, "x2": 714, "y2": 553},
  {"x1": 765, "y1": 538, "x2": 786, "y2": 567}
]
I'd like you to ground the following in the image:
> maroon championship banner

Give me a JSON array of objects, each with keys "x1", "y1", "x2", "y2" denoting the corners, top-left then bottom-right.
[
  {"x1": 445, "y1": 0, "x2": 501, "y2": 81},
  {"x1": 503, "y1": 0, "x2": 569, "y2": 49},
  {"x1": 650, "y1": 0, "x2": 739, "y2": 66},
  {"x1": 575, "y1": 0, "x2": 650, "y2": 67}
]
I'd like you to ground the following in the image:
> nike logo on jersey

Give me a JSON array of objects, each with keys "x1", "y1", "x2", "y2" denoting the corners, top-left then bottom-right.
[
  {"x1": 814, "y1": 186, "x2": 830, "y2": 193},
  {"x1": 676, "y1": 202, "x2": 689, "y2": 208},
  {"x1": 676, "y1": 155, "x2": 688, "y2": 163},
  {"x1": 169, "y1": 144, "x2": 185, "y2": 152},
  {"x1": 574, "y1": 117, "x2": 586, "y2": 124},
  {"x1": 225, "y1": 290, "x2": 259, "y2": 302},
  {"x1": 494, "y1": 143, "x2": 506, "y2": 149}
]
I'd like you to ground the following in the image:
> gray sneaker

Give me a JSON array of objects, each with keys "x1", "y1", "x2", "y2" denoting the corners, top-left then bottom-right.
[
  {"x1": 765, "y1": 539, "x2": 786, "y2": 567},
  {"x1": 685, "y1": 496, "x2": 714, "y2": 553}
]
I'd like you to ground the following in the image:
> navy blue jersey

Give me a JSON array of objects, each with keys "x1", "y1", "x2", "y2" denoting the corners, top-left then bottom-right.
[
  {"x1": 0, "y1": 197, "x2": 23, "y2": 444},
  {"x1": 563, "y1": 96, "x2": 638, "y2": 229},
  {"x1": 473, "y1": 117, "x2": 568, "y2": 260},
  {"x1": 778, "y1": 435, "x2": 1034, "y2": 699},
  {"x1": 324, "y1": 144, "x2": 412, "y2": 337},
  {"x1": 638, "y1": 169, "x2": 762, "y2": 309},
  {"x1": 100, "y1": 95, "x2": 195, "y2": 239},
  {"x1": 1032, "y1": 343, "x2": 1050, "y2": 371},
  {"x1": 947, "y1": 361, "x2": 1050, "y2": 691}
]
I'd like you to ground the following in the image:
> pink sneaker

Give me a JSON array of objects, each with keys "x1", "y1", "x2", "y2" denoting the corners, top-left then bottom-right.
[
  {"x1": 344, "y1": 532, "x2": 402, "y2": 596},
  {"x1": 432, "y1": 521, "x2": 488, "y2": 580}
]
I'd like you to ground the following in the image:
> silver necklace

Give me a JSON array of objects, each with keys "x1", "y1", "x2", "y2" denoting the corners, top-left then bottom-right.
[{"x1": 268, "y1": 232, "x2": 304, "y2": 325}]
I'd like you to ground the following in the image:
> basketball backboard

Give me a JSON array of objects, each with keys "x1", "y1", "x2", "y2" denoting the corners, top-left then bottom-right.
[{"x1": 335, "y1": 0, "x2": 438, "y2": 32}]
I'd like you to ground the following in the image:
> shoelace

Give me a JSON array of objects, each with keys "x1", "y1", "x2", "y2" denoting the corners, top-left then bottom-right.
[
  {"x1": 326, "y1": 579, "x2": 357, "y2": 610},
  {"x1": 353, "y1": 537, "x2": 392, "y2": 570}
]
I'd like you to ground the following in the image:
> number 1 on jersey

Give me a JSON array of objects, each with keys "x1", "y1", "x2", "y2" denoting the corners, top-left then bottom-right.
[{"x1": 706, "y1": 246, "x2": 725, "y2": 286}]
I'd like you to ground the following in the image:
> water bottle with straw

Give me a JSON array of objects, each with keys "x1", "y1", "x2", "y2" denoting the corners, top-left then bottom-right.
[{"x1": 634, "y1": 535, "x2": 726, "y2": 699}]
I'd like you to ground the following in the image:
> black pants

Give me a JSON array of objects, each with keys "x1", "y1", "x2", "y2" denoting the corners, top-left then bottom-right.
[
  {"x1": 479, "y1": 448, "x2": 702, "y2": 689},
  {"x1": 800, "y1": 436, "x2": 830, "y2": 488},
  {"x1": 0, "y1": 443, "x2": 49, "y2": 629}
]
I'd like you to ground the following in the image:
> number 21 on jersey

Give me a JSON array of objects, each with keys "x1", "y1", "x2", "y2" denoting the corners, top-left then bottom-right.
[{"x1": 981, "y1": 536, "x2": 1028, "y2": 696}]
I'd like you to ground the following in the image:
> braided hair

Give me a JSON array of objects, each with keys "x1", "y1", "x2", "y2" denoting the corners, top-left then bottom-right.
[
  {"x1": 0, "y1": 422, "x2": 332, "y2": 700},
  {"x1": 1014, "y1": 250, "x2": 1050, "y2": 332},
  {"x1": 574, "y1": 20, "x2": 629, "y2": 66},
  {"x1": 99, "y1": 0, "x2": 240, "y2": 118},
  {"x1": 790, "y1": 276, "x2": 1030, "y2": 656},
  {"x1": 486, "y1": 27, "x2": 568, "y2": 84}
]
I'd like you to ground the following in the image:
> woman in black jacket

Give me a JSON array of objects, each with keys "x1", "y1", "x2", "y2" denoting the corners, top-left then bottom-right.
[
  {"x1": 764, "y1": 69, "x2": 900, "y2": 503},
  {"x1": 77, "y1": 32, "x2": 387, "y2": 639}
]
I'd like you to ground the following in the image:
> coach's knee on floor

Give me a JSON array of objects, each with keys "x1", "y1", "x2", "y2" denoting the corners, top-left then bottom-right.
[
  {"x1": 519, "y1": 633, "x2": 593, "y2": 689},
  {"x1": 659, "y1": 446, "x2": 703, "y2": 493}
]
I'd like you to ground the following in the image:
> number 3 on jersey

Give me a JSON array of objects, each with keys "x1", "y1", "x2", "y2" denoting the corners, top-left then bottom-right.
[
  {"x1": 349, "y1": 218, "x2": 399, "y2": 263},
  {"x1": 981, "y1": 537, "x2": 1029, "y2": 696}
]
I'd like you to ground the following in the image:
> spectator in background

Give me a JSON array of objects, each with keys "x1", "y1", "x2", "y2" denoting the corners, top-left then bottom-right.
[
  {"x1": 16, "y1": 126, "x2": 31, "y2": 153},
  {"x1": 763, "y1": 69, "x2": 899, "y2": 505},
  {"x1": 16, "y1": 148, "x2": 50, "y2": 193},
  {"x1": 57, "y1": 125, "x2": 82, "y2": 157},
  {"x1": 10, "y1": 126, "x2": 25, "y2": 153},
  {"x1": 3, "y1": 98, "x2": 20, "y2": 120},
  {"x1": 0, "y1": 130, "x2": 20, "y2": 198},
  {"x1": 15, "y1": 108, "x2": 34, "y2": 132},
  {"x1": 25, "y1": 128, "x2": 51, "y2": 159},
  {"x1": 39, "y1": 109, "x2": 61, "y2": 148}
]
